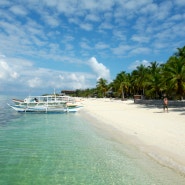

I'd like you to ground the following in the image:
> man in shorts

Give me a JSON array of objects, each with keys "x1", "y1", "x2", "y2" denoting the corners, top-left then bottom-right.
[{"x1": 163, "y1": 97, "x2": 168, "y2": 112}]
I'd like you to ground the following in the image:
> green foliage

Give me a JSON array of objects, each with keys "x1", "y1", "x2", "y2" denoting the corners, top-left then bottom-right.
[
  {"x1": 162, "y1": 55, "x2": 185, "y2": 100},
  {"x1": 112, "y1": 71, "x2": 130, "y2": 100},
  {"x1": 71, "y1": 46, "x2": 185, "y2": 100},
  {"x1": 96, "y1": 78, "x2": 108, "y2": 97}
]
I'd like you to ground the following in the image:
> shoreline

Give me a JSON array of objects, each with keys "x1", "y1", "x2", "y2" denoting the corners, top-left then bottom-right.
[{"x1": 79, "y1": 98, "x2": 185, "y2": 176}]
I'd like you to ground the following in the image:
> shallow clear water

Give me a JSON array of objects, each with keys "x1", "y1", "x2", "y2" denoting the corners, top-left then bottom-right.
[{"x1": 0, "y1": 95, "x2": 185, "y2": 185}]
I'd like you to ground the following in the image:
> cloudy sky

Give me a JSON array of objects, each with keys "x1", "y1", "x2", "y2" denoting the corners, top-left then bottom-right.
[{"x1": 0, "y1": 0, "x2": 185, "y2": 95}]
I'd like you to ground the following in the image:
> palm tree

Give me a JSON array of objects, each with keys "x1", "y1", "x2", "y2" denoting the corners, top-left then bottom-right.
[
  {"x1": 162, "y1": 56, "x2": 185, "y2": 100},
  {"x1": 175, "y1": 46, "x2": 185, "y2": 58},
  {"x1": 131, "y1": 64, "x2": 148, "y2": 96},
  {"x1": 113, "y1": 71, "x2": 130, "y2": 100},
  {"x1": 73, "y1": 45, "x2": 185, "y2": 100},
  {"x1": 146, "y1": 61, "x2": 163, "y2": 99},
  {"x1": 96, "y1": 78, "x2": 108, "y2": 98}
]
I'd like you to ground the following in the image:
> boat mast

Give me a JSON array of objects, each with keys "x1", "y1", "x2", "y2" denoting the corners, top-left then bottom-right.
[{"x1": 54, "y1": 88, "x2": 56, "y2": 102}]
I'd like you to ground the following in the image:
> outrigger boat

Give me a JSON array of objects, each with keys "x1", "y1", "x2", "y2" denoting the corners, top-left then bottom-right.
[{"x1": 8, "y1": 95, "x2": 83, "y2": 113}]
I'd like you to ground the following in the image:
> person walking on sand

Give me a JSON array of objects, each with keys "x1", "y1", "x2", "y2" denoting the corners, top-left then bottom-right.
[{"x1": 163, "y1": 97, "x2": 168, "y2": 112}]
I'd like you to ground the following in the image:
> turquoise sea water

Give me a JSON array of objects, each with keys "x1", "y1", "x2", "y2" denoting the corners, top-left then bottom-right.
[{"x1": 0, "y1": 95, "x2": 185, "y2": 185}]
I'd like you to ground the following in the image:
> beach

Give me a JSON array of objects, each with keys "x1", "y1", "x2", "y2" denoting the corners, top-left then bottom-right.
[
  {"x1": 1, "y1": 95, "x2": 185, "y2": 184},
  {"x1": 80, "y1": 98, "x2": 185, "y2": 176}
]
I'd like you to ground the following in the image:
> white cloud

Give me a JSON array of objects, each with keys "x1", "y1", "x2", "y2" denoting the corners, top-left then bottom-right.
[
  {"x1": 154, "y1": 1, "x2": 172, "y2": 20},
  {"x1": 59, "y1": 73, "x2": 91, "y2": 89},
  {"x1": 0, "y1": 54, "x2": 6, "y2": 58},
  {"x1": 80, "y1": 23, "x2": 93, "y2": 31},
  {"x1": 95, "y1": 42, "x2": 109, "y2": 50},
  {"x1": 28, "y1": 77, "x2": 42, "y2": 88},
  {"x1": 99, "y1": 22, "x2": 113, "y2": 30},
  {"x1": 56, "y1": 0, "x2": 78, "y2": 15},
  {"x1": 130, "y1": 47, "x2": 151, "y2": 55},
  {"x1": 174, "y1": 0, "x2": 185, "y2": 7},
  {"x1": 170, "y1": 14, "x2": 183, "y2": 21},
  {"x1": 0, "y1": 57, "x2": 99, "y2": 94},
  {"x1": 113, "y1": 30, "x2": 127, "y2": 41},
  {"x1": 85, "y1": 14, "x2": 100, "y2": 22},
  {"x1": 112, "y1": 45, "x2": 131, "y2": 55},
  {"x1": 0, "y1": 0, "x2": 11, "y2": 6},
  {"x1": 9, "y1": 5, "x2": 28, "y2": 16},
  {"x1": 1, "y1": 0, "x2": 185, "y2": 95},
  {"x1": 0, "y1": 59, "x2": 19, "y2": 80},
  {"x1": 41, "y1": 12, "x2": 60, "y2": 27},
  {"x1": 80, "y1": 41, "x2": 91, "y2": 50},
  {"x1": 88, "y1": 57, "x2": 111, "y2": 81},
  {"x1": 131, "y1": 35, "x2": 150, "y2": 43},
  {"x1": 128, "y1": 60, "x2": 151, "y2": 70},
  {"x1": 139, "y1": 3, "x2": 158, "y2": 14}
]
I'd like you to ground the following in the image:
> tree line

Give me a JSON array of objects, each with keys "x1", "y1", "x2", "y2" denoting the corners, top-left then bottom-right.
[{"x1": 71, "y1": 46, "x2": 185, "y2": 100}]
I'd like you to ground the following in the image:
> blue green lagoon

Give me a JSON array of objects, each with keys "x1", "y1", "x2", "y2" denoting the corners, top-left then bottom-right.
[{"x1": 0, "y1": 95, "x2": 185, "y2": 185}]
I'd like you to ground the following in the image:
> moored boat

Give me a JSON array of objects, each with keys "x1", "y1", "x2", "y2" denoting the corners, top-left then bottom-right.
[{"x1": 8, "y1": 95, "x2": 83, "y2": 113}]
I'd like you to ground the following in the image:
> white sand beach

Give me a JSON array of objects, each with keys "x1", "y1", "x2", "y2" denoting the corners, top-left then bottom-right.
[{"x1": 80, "y1": 98, "x2": 185, "y2": 175}]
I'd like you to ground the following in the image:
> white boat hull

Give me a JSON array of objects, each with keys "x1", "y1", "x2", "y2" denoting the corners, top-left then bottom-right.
[
  {"x1": 8, "y1": 104, "x2": 82, "y2": 113},
  {"x1": 8, "y1": 95, "x2": 83, "y2": 113}
]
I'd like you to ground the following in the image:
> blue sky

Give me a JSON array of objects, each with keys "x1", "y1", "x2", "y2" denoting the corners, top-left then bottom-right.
[{"x1": 0, "y1": 0, "x2": 185, "y2": 95}]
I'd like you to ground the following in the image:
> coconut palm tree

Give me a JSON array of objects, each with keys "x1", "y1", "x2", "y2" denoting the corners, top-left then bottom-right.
[
  {"x1": 146, "y1": 61, "x2": 163, "y2": 98},
  {"x1": 96, "y1": 78, "x2": 108, "y2": 98},
  {"x1": 162, "y1": 56, "x2": 185, "y2": 100},
  {"x1": 131, "y1": 64, "x2": 149, "y2": 96},
  {"x1": 113, "y1": 71, "x2": 130, "y2": 100},
  {"x1": 175, "y1": 46, "x2": 185, "y2": 58}
]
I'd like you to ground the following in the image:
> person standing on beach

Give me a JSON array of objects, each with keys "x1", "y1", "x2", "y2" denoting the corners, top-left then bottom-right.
[{"x1": 163, "y1": 97, "x2": 168, "y2": 112}]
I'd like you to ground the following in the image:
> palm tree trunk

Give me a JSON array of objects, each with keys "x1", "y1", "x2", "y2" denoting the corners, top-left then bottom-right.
[{"x1": 122, "y1": 88, "x2": 125, "y2": 100}]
